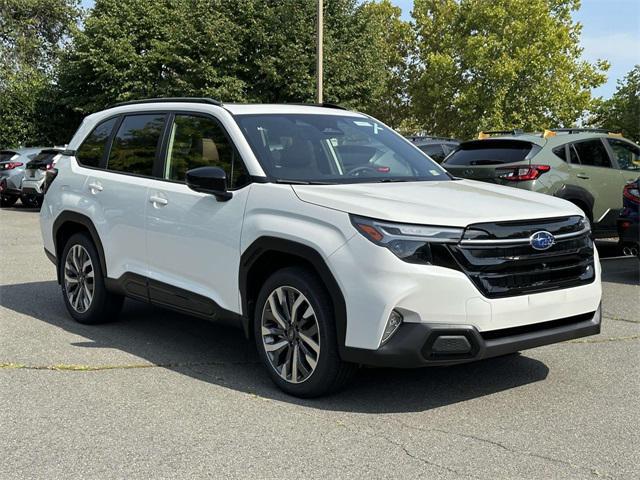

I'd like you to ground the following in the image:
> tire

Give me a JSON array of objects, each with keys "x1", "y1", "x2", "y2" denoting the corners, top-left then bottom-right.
[
  {"x1": 0, "y1": 194, "x2": 18, "y2": 208},
  {"x1": 60, "y1": 232, "x2": 124, "y2": 324},
  {"x1": 254, "y1": 266, "x2": 358, "y2": 397},
  {"x1": 20, "y1": 194, "x2": 43, "y2": 208}
]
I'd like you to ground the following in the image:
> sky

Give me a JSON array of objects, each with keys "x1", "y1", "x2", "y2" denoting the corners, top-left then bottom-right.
[{"x1": 80, "y1": 0, "x2": 639, "y2": 99}]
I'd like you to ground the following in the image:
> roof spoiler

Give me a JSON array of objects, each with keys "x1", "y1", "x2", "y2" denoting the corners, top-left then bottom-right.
[{"x1": 477, "y1": 130, "x2": 524, "y2": 139}]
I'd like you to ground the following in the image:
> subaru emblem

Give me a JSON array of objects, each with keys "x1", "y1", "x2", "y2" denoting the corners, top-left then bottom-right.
[{"x1": 530, "y1": 231, "x2": 555, "y2": 251}]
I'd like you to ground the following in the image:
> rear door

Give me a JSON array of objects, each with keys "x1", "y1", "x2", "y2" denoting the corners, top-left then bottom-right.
[
  {"x1": 144, "y1": 112, "x2": 252, "y2": 315},
  {"x1": 443, "y1": 139, "x2": 538, "y2": 182},
  {"x1": 567, "y1": 138, "x2": 624, "y2": 228},
  {"x1": 84, "y1": 113, "x2": 167, "y2": 280}
]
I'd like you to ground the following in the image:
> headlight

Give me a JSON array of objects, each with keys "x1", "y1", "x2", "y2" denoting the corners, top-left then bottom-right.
[
  {"x1": 579, "y1": 215, "x2": 591, "y2": 233},
  {"x1": 350, "y1": 215, "x2": 464, "y2": 264}
]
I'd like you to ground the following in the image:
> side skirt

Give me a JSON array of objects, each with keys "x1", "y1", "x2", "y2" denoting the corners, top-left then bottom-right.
[{"x1": 104, "y1": 273, "x2": 245, "y2": 329}]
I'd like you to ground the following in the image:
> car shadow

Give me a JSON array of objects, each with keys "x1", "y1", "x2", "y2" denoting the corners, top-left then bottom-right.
[
  {"x1": 0, "y1": 280, "x2": 550, "y2": 413},
  {"x1": 600, "y1": 258, "x2": 640, "y2": 286}
]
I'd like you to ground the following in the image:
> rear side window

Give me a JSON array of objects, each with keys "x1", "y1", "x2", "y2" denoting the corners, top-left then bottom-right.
[
  {"x1": 418, "y1": 144, "x2": 446, "y2": 163},
  {"x1": 552, "y1": 145, "x2": 567, "y2": 161},
  {"x1": 164, "y1": 114, "x2": 250, "y2": 188},
  {"x1": 444, "y1": 140, "x2": 536, "y2": 166},
  {"x1": 107, "y1": 114, "x2": 166, "y2": 176},
  {"x1": 76, "y1": 118, "x2": 118, "y2": 168},
  {"x1": 572, "y1": 140, "x2": 612, "y2": 168},
  {"x1": 607, "y1": 139, "x2": 640, "y2": 171}
]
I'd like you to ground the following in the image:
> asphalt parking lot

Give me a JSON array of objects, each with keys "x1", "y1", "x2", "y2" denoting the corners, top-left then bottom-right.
[{"x1": 1, "y1": 206, "x2": 638, "y2": 480}]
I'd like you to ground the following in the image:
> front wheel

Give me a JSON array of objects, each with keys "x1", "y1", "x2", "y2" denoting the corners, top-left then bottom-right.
[
  {"x1": 61, "y1": 233, "x2": 124, "y2": 324},
  {"x1": 254, "y1": 267, "x2": 357, "y2": 397}
]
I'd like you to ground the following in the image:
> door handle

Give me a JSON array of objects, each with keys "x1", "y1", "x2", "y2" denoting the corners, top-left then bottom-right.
[
  {"x1": 149, "y1": 195, "x2": 168, "y2": 207},
  {"x1": 576, "y1": 173, "x2": 589, "y2": 179},
  {"x1": 88, "y1": 182, "x2": 103, "y2": 193}
]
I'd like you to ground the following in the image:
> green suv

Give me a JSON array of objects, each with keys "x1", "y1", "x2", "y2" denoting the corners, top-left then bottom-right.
[{"x1": 443, "y1": 129, "x2": 640, "y2": 237}]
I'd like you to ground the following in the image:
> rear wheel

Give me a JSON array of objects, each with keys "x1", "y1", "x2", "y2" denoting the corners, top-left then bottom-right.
[
  {"x1": 20, "y1": 194, "x2": 43, "y2": 208},
  {"x1": 0, "y1": 194, "x2": 18, "y2": 208},
  {"x1": 61, "y1": 233, "x2": 123, "y2": 324},
  {"x1": 254, "y1": 267, "x2": 357, "y2": 397}
]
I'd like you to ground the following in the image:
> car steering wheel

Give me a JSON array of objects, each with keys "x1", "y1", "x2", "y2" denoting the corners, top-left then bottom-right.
[{"x1": 347, "y1": 166, "x2": 379, "y2": 177}]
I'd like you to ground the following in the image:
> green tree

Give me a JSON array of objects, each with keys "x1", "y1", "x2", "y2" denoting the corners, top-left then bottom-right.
[
  {"x1": 590, "y1": 65, "x2": 640, "y2": 143},
  {"x1": 60, "y1": 0, "x2": 407, "y2": 126},
  {"x1": 410, "y1": 0, "x2": 608, "y2": 139},
  {"x1": 0, "y1": 0, "x2": 81, "y2": 147},
  {"x1": 359, "y1": 0, "x2": 415, "y2": 128},
  {"x1": 59, "y1": 0, "x2": 246, "y2": 113}
]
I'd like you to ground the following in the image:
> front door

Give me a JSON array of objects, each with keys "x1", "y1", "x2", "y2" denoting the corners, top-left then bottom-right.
[{"x1": 145, "y1": 113, "x2": 252, "y2": 316}]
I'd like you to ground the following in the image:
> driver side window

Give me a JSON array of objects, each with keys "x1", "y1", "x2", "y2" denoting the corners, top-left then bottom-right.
[{"x1": 164, "y1": 114, "x2": 250, "y2": 189}]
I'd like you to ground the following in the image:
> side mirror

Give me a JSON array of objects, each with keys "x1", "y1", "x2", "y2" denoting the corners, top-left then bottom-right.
[{"x1": 186, "y1": 166, "x2": 232, "y2": 201}]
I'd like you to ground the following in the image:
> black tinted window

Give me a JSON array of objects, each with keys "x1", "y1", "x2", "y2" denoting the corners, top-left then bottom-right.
[
  {"x1": 445, "y1": 140, "x2": 535, "y2": 166},
  {"x1": 108, "y1": 114, "x2": 166, "y2": 176},
  {"x1": 607, "y1": 139, "x2": 640, "y2": 171},
  {"x1": 27, "y1": 151, "x2": 58, "y2": 168},
  {"x1": 77, "y1": 118, "x2": 117, "y2": 168},
  {"x1": 552, "y1": 145, "x2": 567, "y2": 161},
  {"x1": 165, "y1": 114, "x2": 249, "y2": 188},
  {"x1": 418, "y1": 144, "x2": 446, "y2": 163},
  {"x1": 0, "y1": 151, "x2": 18, "y2": 162},
  {"x1": 572, "y1": 140, "x2": 611, "y2": 168}
]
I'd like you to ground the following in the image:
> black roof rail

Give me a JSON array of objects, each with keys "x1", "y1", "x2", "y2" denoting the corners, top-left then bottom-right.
[
  {"x1": 550, "y1": 128, "x2": 609, "y2": 134},
  {"x1": 407, "y1": 135, "x2": 459, "y2": 142},
  {"x1": 287, "y1": 102, "x2": 348, "y2": 110},
  {"x1": 113, "y1": 97, "x2": 223, "y2": 107}
]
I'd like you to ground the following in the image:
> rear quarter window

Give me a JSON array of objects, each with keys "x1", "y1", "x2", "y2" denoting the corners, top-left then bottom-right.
[
  {"x1": 444, "y1": 140, "x2": 538, "y2": 166},
  {"x1": 76, "y1": 117, "x2": 118, "y2": 168}
]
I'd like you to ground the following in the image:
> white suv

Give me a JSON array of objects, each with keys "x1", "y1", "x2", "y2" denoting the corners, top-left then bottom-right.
[{"x1": 40, "y1": 98, "x2": 602, "y2": 397}]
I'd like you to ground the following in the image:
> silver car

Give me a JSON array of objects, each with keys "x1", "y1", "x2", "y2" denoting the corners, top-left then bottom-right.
[
  {"x1": 20, "y1": 148, "x2": 64, "y2": 208},
  {"x1": 0, "y1": 147, "x2": 45, "y2": 207}
]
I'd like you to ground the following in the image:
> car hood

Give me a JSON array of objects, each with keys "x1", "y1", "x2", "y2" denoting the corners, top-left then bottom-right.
[{"x1": 292, "y1": 180, "x2": 582, "y2": 227}]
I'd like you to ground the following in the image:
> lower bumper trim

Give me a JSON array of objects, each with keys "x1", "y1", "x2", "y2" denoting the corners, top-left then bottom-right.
[{"x1": 341, "y1": 305, "x2": 601, "y2": 368}]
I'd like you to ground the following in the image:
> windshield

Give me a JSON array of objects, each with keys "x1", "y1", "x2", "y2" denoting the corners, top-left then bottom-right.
[{"x1": 235, "y1": 114, "x2": 450, "y2": 184}]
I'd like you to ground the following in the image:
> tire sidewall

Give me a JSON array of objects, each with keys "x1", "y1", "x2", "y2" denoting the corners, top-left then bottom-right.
[
  {"x1": 254, "y1": 267, "x2": 341, "y2": 397},
  {"x1": 60, "y1": 233, "x2": 109, "y2": 324}
]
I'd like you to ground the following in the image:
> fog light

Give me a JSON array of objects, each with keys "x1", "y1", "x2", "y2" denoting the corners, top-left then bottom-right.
[{"x1": 381, "y1": 310, "x2": 403, "y2": 345}]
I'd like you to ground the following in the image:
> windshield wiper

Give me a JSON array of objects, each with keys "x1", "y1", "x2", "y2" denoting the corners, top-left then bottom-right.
[{"x1": 275, "y1": 179, "x2": 335, "y2": 185}]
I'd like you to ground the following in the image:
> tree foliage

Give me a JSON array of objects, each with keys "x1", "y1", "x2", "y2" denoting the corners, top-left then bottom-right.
[
  {"x1": 59, "y1": 0, "x2": 410, "y2": 127},
  {"x1": 0, "y1": 0, "x2": 80, "y2": 147},
  {"x1": 410, "y1": 0, "x2": 608, "y2": 139},
  {"x1": 590, "y1": 65, "x2": 640, "y2": 143}
]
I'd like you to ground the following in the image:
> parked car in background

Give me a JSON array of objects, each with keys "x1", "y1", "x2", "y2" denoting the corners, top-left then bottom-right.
[
  {"x1": 21, "y1": 148, "x2": 64, "y2": 208},
  {"x1": 406, "y1": 135, "x2": 459, "y2": 163},
  {"x1": 442, "y1": 129, "x2": 640, "y2": 237},
  {"x1": 0, "y1": 147, "x2": 45, "y2": 207},
  {"x1": 618, "y1": 178, "x2": 640, "y2": 257},
  {"x1": 41, "y1": 98, "x2": 601, "y2": 397}
]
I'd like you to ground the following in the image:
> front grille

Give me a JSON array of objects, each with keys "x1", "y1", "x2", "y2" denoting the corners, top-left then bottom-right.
[{"x1": 449, "y1": 216, "x2": 595, "y2": 298}]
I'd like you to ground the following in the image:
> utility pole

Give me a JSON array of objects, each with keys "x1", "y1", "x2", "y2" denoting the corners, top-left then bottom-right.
[{"x1": 316, "y1": 0, "x2": 323, "y2": 104}]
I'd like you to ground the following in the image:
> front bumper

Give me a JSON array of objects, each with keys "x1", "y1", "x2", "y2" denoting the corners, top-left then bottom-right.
[{"x1": 342, "y1": 305, "x2": 601, "y2": 368}]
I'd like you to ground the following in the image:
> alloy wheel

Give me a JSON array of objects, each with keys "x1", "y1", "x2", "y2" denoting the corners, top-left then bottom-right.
[
  {"x1": 64, "y1": 244, "x2": 95, "y2": 313},
  {"x1": 261, "y1": 286, "x2": 320, "y2": 384}
]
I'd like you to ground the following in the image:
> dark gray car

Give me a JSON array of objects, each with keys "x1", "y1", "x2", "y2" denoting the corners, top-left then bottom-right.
[{"x1": 406, "y1": 136, "x2": 460, "y2": 163}]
